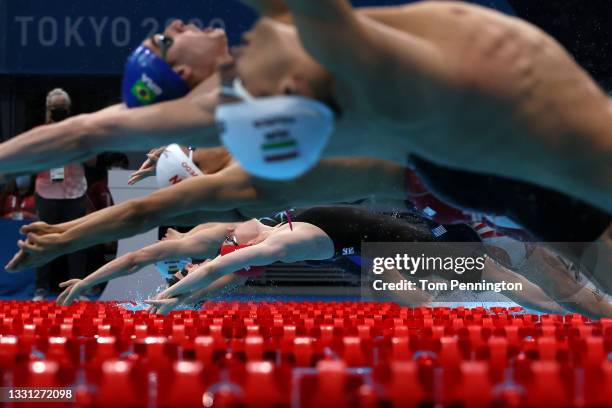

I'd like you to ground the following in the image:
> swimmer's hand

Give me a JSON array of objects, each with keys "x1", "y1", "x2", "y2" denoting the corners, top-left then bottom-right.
[
  {"x1": 127, "y1": 147, "x2": 165, "y2": 185},
  {"x1": 147, "y1": 263, "x2": 222, "y2": 315},
  {"x1": 146, "y1": 287, "x2": 205, "y2": 315},
  {"x1": 20, "y1": 221, "x2": 66, "y2": 237},
  {"x1": 148, "y1": 270, "x2": 245, "y2": 315},
  {"x1": 6, "y1": 224, "x2": 68, "y2": 272},
  {"x1": 5, "y1": 250, "x2": 28, "y2": 273},
  {"x1": 145, "y1": 293, "x2": 190, "y2": 315},
  {"x1": 6, "y1": 233, "x2": 65, "y2": 272},
  {"x1": 57, "y1": 279, "x2": 89, "y2": 306}
]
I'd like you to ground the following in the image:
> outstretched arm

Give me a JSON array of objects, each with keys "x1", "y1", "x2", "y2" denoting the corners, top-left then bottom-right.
[
  {"x1": 280, "y1": 0, "x2": 367, "y2": 78},
  {"x1": 11, "y1": 154, "x2": 405, "y2": 271},
  {"x1": 145, "y1": 242, "x2": 285, "y2": 314},
  {"x1": 185, "y1": 273, "x2": 248, "y2": 304},
  {"x1": 282, "y1": 0, "x2": 445, "y2": 85},
  {"x1": 58, "y1": 167, "x2": 252, "y2": 245},
  {"x1": 241, "y1": 0, "x2": 290, "y2": 20},
  {"x1": 0, "y1": 84, "x2": 220, "y2": 176},
  {"x1": 13, "y1": 156, "x2": 404, "y2": 270},
  {"x1": 277, "y1": 0, "x2": 449, "y2": 162},
  {"x1": 147, "y1": 272, "x2": 249, "y2": 315},
  {"x1": 56, "y1": 223, "x2": 233, "y2": 305},
  {"x1": 150, "y1": 225, "x2": 328, "y2": 302},
  {"x1": 151, "y1": 240, "x2": 285, "y2": 301},
  {"x1": 20, "y1": 207, "x2": 245, "y2": 239},
  {"x1": 7, "y1": 166, "x2": 253, "y2": 271}
]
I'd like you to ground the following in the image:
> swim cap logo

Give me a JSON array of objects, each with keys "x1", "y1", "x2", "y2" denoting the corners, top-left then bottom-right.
[
  {"x1": 168, "y1": 175, "x2": 183, "y2": 185},
  {"x1": 342, "y1": 247, "x2": 355, "y2": 256},
  {"x1": 261, "y1": 130, "x2": 299, "y2": 162},
  {"x1": 181, "y1": 162, "x2": 199, "y2": 177},
  {"x1": 131, "y1": 73, "x2": 163, "y2": 105}
]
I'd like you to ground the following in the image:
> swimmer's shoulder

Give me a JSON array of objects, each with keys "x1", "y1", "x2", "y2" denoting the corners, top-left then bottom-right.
[{"x1": 273, "y1": 221, "x2": 329, "y2": 237}]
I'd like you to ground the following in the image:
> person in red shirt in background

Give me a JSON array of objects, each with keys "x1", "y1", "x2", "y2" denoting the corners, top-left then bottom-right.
[{"x1": 33, "y1": 89, "x2": 89, "y2": 301}]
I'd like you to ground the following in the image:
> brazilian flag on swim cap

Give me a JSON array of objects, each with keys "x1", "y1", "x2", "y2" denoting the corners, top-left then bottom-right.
[
  {"x1": 131, "y1": 79, "x2": 158, "y2": 105},
  {"x1": 122, "y1": 45, "x2": 190, "y2": 108}
]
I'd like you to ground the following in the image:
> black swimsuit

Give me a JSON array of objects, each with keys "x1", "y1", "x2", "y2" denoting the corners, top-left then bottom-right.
[
  {"x1": 409, "y1": 155, "x2": 611, "y2": 243},
  {"x1": 292, "y1": 206, "x2": 484, "y2": 282},
  {"x1": 291, "y1": 206, "x2": 480, "y2": 257}
]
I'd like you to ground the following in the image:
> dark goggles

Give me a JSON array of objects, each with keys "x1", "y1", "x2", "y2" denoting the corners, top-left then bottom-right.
[{"x1": 152, "y1": 33, "x2": 174, "y2": 61}]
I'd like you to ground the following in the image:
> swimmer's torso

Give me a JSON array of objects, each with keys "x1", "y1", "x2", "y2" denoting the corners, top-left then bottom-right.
[{"x1": 332, "y1": 1, "x2": 612, "y2": 192}]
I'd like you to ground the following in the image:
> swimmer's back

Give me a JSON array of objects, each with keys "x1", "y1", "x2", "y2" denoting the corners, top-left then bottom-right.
[
  {"x1": 356, "y1": 1, "x2": 612, "y2": 207},
  {"x1": 373, "y1": 1, "x2": 609, "y2": 137},
  {"x1": 291, "y1": 206, "x2": 435, "y2": 258}
]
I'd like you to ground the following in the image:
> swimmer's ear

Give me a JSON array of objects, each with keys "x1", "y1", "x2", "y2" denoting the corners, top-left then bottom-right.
[
  {"x1": 277, "y1": 75, "x2": 312, "y2": 98},
  {"x1": 174, "y1": 64, "x2": 194, "y2": 83}
]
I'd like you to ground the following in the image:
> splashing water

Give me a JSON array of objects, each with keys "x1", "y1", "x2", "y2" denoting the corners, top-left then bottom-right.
[{"x1": 115, "y1": 270, "x2": 254, "y2": 313}]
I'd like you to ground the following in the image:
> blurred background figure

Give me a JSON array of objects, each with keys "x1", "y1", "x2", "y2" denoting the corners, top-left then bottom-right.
[
  {"x1": 33, "y1": 88, "x2": 89, "y2": 301},
  {"x1": 1, "y1": 175, "x2": 37, "y2": 221},
  {"x1": 0, "y1": 174, "x2": 37, "y2": 299},
  {"x1": 83, "y1": 152, "x2": 130, "y2": 300}
]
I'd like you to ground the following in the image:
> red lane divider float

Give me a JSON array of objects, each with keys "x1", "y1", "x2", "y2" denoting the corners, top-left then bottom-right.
[{"x1": 0, "y1": 301, "x2": 609, "y2": 407}]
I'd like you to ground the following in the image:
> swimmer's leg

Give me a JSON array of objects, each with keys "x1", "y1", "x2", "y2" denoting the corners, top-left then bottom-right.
[
  {"x1": 481, "y1": 258, "x2": 567, "y2": 314},
  {"x1": 577, "y1": 225, "x2": 612, "y2": 295},
  {"x1": 518, "y1": 246, "x2": 612, "y2": 319}
]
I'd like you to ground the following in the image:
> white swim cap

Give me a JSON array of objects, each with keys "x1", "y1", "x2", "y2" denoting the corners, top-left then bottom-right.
[
  {"x1": 154, "y1": 258, "x2": 192, "y2": 279},
  {"x1": 216, "y1": 79, "x2": 334, "y2": 180},
  {"x1": 156, "y1": 144, "x2": 204, "y2": 188}
]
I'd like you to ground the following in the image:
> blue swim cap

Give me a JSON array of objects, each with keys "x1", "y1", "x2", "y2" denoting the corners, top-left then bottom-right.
[{"x1": 122, "y1": 45, "x2": 190, "y2": 108}]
